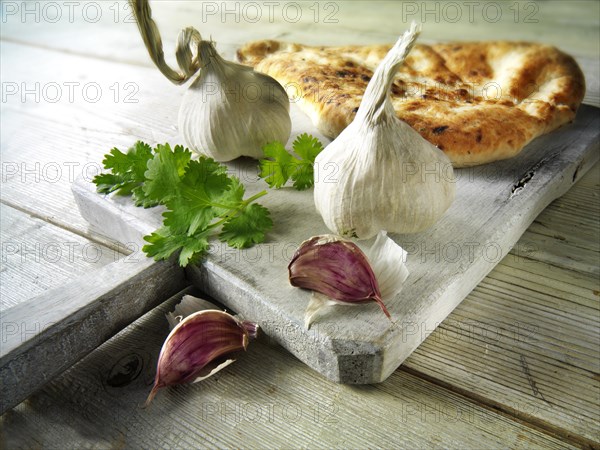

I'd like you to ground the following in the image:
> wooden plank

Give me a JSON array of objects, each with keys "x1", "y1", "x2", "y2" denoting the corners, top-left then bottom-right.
[
  {"x1": 0, "y1": 2, "x2": 598, "y2": 107},
  {"x1": 519, "y1": 229, "x2": 598, "y2": 275},
  {"x1": 501, "y1": 163, "x2": 600, "y2": 275},
  {"x1": 0, "y1": 42, "x2": 183, "y2": 242},
  {"x1": 1, "y1": 1, "x2": 598, "y2": 57},
  {"x1": 0, "y1": 257, "x2": 190, "y2": 414},
  {"x1": 71, "y1": 101, "x2": 600, "y2": 386},
  {"x1": 400, "y1": 166, "x2": 600, "y2": 443},
  {"x1": 1, "y1": 4, "x2": 598, "y2": 444},
  {"x1": 0, "y1": 288, "x2": 580, "y2": 449},
  {"x1": 0, "y1": 204, "x2": 125, "y2": 308}
]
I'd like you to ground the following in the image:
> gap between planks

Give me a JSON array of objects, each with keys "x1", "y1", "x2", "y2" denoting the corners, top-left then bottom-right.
[
  {"x1": 0, "y1": 197, "x2": 131, "y2": 257},
  {"x1": 0, "y1": 286, "x2": 583, "y2": 449},
  {"x1": 399, "y1": 365, "x2": 600, "y2": 450}
]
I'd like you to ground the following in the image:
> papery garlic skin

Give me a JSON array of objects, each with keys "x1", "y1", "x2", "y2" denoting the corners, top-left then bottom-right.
[
  {"x1": 362, "y1": 231, "x2": 409, "y2": 300},
  {"x1": 314, "y1": 23, "x2": 455, "y2": 239},
  {"x1": 146, "y1": 309, "x2": 258, "y2": 405},
  {"x1": 165, "y1": 294, "x2": 217, "y2": 328},
  {"x1": 179, "y1": 40, "x2": 292, "y2": 161}
]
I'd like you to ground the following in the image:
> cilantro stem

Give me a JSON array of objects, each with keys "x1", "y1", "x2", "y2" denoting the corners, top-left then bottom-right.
[
  {"x1": 208, "y1": 190, "x2": 268, "y2": 211},
  {"x1": 240, "y1": 190, "x2": 268, "y2": 205},
  {"x1": 206, "y1": 190, "x2": 268, "y2": 231}
]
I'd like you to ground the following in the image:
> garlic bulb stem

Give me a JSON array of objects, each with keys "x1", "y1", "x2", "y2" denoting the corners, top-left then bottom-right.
[
  {"x1": 176, "y1": 27, "x2": 202, "y2": 79},
  {"x1": 129, "y1": 0, "x2": 200, "y2": 84},
  {"x1": 357, "y1": 22, "x2": 420, "y2": 125}
]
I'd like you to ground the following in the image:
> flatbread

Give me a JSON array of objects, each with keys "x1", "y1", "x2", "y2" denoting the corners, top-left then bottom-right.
[{"x1": 237, "y1": 40, "x2": 585, "y2": 167}]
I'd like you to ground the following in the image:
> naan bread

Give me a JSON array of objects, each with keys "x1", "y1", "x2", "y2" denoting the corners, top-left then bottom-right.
[{"x1": 237, "y1": 40, "x2": 585, "y2": 167}]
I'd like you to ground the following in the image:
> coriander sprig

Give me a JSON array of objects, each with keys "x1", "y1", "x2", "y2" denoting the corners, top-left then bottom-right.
[
  {"x1": 259, "y1": 133, "x2": 324, "y2": 190},
  {"x1": 93, "y1": 141, "x2": 272, "y2": 267}
]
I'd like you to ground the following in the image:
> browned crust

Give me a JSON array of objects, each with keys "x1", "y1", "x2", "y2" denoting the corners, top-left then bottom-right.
[{"x1": 237, "y1": 40, "x2": 585, "y2": 167}]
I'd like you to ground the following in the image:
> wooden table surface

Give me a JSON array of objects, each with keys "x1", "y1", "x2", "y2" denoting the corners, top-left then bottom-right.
[{"x1": 1, "y1": 1, "x2": 598, "y2": 448}]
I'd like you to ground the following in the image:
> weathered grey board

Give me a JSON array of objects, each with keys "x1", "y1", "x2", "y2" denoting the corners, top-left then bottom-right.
[
  {"x1": 0, "y1": 256, "x2": 189, "y2": 414},
  {"x1": 72, "y1": 103, "x2": 599, "y2": 384},
  {"x1": 0, "y1": 289, "x2": 580, "y2": 450}
]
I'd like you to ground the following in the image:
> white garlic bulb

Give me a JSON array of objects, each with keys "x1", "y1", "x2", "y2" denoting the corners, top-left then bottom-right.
[
  {"x1": 179, "y1": 40, "x2": 291, "y2": 161},
  {"x1": 314, "y1": 23, "x2": 455, "y2": 239},
  {"x1": 130, "y1": 0, "x2": 291, "y2": 162}
]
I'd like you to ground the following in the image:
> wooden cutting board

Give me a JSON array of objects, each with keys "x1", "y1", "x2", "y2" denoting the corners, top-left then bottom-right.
[{"x1": 72, "y1": 103, "x2": 599, "y2": 384}]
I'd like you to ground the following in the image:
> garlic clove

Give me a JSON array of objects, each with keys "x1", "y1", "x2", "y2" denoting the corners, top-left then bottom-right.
[
  {"x1": 146, "y1": 309, "x2": 258, "y2": 406},
  {"x1": 288, "y1": 235, "x2": 391, "y2": 326},
  {"x1": 288, "y1": 235, "x2": 382, "y2": 303}
]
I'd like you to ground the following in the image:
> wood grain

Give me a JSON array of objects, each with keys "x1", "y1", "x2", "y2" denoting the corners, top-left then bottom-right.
[
  {"x1": 1, "y1": 1, "x2": 598, "y2": 56},
  {"x1": 0, "y1": 42, "x2": 182, "y2": 242},
  {"x1": 1, "y1": 1, "x2": 598, "y2": 446},
  {"x1": 0, "y1": 2, "x2": 598, "y2": 107},
  {"x1": 0, "y1": 256, "x2": 189, "y2": 414},
  {"x1": 0, "y1": 204, "x2": 122, "y2": 308},
  {"x1": 399, "y1": 164, "x2": 600, "y2": 443},
  {"x1": 0, "y1": 288, "x2": 579, "y2": 449}
]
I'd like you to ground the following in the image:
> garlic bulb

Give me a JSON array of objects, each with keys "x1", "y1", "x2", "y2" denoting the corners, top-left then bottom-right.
[
  {"x1": 313, "y1": 22, "x2": 455, "y2": 239},
  {"x1": 130, "y1": 0, "x2": 291, "y2": 161},
  {"x1": 179, "y1": 40, "x2": 291, "y2": 161}
]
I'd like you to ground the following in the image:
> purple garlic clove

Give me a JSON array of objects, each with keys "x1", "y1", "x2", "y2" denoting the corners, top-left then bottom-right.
[
  {"x1": 288, "y1": 235, "x2": 391, "y2": 320},
  {"x1": 146, "y1": 310, "x2": 258, "y2": 406}
]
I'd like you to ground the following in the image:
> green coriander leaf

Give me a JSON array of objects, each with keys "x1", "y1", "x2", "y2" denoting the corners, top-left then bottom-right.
[
  {"x1": 94, "y1": 173, "x2": 128, "y2": 195},
  {"x1": 101, "y1": 147, "x2": 130, "y2": 171},
  {"x1": 95, "y1": 140, "x2": 273, "y2": 266},
  {"x1": 103, "y1": 141, "x2": 153, "y2": 176},
  {"x1": 177, "y1": 241, "x2": 209, "y2": 267},
  {"x1": 132, "y1": 186, "x2": 159, "y2": 208},
  {"x1": 290, "y1": 162, "x2": 314, "y2": 190},
  {"x1": 143, "y1": 226, "x2": 210, "y2": 267},
  {"x1": 219, "y1": 203, "x2": 273, "y2": 248},
  {"x1": 292, "y1": 133, "x2": 323, "y2": 161},
  {"x1": 258, "y1": 134, "x2": 324, "y2": 190},
  {"x1": 162, "y1": 158, "x2": 231, "y2": 235},
  {"x1": 290, "y1": 133, "x2": 323, "y2": 190},
  {"x1": 259, "y1": 141, "x2": 293, "y2": 188},
  {"x1": 181, "y1": 158, "x2": 231, "y2": 200},
  {"x1": 143, "y1": 143, "x2": 191, "y2": 203},
  {"x1": 190, "y1": 156, "x2": 229, "y2": 178},
  {"x1": 142, "y1": 227, "x2": 181, "y2": 260},
  {"x1": 93, "y1": 142, "x2": 154, "y2": 200},
  {"x1": 213, "y1": 176, "x2": 245, "y2": 215}
]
